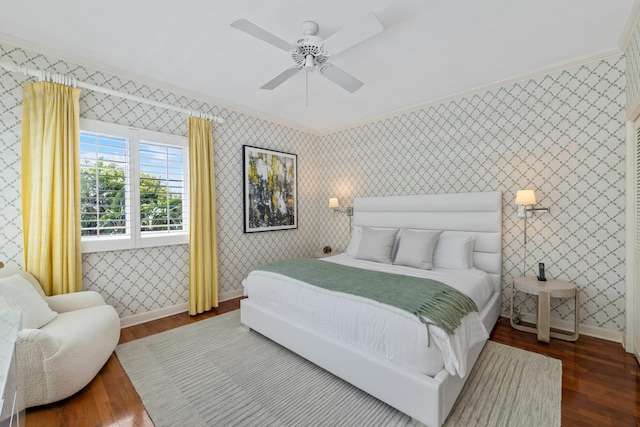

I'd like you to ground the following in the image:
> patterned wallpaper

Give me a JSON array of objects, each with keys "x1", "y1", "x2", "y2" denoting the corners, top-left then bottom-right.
[
  {"x1": 319, "y1": 57, "x2": 627, "y2": 334},
  {"x1": 0, "y1": 42, "x2": 323, "y2": 318},
  {"x1": 0, "y1": 40, "x2": 629, "y2": 336}
]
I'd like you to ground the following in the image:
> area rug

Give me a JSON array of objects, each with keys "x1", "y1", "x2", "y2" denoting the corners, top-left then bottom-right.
[{"x1": 116, "y1": 310, "x2": 561, "y2": 427}]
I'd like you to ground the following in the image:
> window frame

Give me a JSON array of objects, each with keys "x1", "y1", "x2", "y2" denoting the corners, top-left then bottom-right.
[{"x1": 80, "y1": 119, "x2": 189, "y2": 253}]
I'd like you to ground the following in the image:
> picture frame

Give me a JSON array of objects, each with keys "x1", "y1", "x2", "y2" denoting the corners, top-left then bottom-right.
[{"x1": 242, "y1": 145, "x2": 298, "y2": 233}]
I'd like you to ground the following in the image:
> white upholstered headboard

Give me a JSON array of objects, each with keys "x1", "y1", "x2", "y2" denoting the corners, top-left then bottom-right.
[{"x1": 353, "y1": 191, "x2": 503, "y2": 292}]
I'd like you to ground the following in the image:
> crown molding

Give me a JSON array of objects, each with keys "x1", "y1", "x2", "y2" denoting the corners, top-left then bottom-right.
[{"x1": 618, "y1": 0, "x2": 640, "y2": 52}]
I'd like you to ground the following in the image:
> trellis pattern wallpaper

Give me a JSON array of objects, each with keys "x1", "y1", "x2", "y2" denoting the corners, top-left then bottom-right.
[
  {"x1": 318, "y1": 57, "x2": 627, "y2": 334},
  {"x1": 0, "y1": 39, "x2": 629, "y2": 336},
  {"x1": 0, "y1": 42, "x2": 323, "y2": 318}
]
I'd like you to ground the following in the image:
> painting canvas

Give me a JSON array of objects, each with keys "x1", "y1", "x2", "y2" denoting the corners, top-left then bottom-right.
[{"x1": 243, "y1": 145, "x2": 297, "y2": 233}]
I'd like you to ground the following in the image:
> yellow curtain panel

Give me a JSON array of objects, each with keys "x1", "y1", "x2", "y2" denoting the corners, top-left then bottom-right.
[
  {"x1": 21, "y1": 82, "x2": 82, "y2": 295},
  {"x1": 188, "y1": 117, "x2": 219, "y2": 314}
]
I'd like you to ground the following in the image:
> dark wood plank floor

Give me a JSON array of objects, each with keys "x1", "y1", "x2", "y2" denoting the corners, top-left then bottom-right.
[
  {"x1": 491, "y1": 317, "x2": 640, "y2": 426},
  {"x1": 26, "y1": 299, "x2": 639, "y2": 427}
]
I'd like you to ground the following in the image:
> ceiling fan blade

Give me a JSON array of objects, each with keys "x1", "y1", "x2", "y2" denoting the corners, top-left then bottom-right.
[
  {"x1": 230, "y1": 19, "x2": 296, "y2": 52},
  {"x1": 322, "y1": 13, "x2": 384, "y2": 55},
  {"x1": 261, "y1": 67, "x2": 300, "y2": 90},
  {"x1": 319, "y1": 64, "x2": 363, "y2": 93}
]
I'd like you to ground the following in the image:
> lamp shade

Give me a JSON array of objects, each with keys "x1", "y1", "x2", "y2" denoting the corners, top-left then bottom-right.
[
  {"x1": 515, "y1": 190, "x2": 536, "y2": 206},
  {"x1": 328, "y1": 198, "x2": 339, "y2": 209}
]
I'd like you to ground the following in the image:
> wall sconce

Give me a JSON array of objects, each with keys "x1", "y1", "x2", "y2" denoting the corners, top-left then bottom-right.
[
  {"x1": 328, "y1": 197, "x2": 353, "y2": 216},
  {"x1": 515, "y1": 189, "x2": 550, "y2": 275},
  {"x1": 515, "y1": 189, "x2": 550, "y2": 218},
  {"x1": 329, "y1": 198, "x2": 339, "y2": 210}
]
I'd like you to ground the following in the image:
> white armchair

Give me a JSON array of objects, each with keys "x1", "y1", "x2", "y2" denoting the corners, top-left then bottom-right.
[{"x1": 0, "y1": 267, "x2": 120, "y2": 410}]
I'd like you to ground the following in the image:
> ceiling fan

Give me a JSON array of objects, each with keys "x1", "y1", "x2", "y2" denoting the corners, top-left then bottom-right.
[{"x1": 230, "y1": 13, "x2": 384, "y2": 94}]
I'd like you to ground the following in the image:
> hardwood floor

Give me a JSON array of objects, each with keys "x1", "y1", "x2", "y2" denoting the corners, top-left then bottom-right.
[
  {"x1": 491, "y1": 317, "x2": 640, "y2": 426},
  {"x1": 26, "y1": 300, "x2": 639, "y2": 427}
]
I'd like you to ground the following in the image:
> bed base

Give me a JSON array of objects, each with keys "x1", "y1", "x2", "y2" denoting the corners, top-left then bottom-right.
[{"x1": 240, "y1": 291, "x2": 501, "y2": 427}]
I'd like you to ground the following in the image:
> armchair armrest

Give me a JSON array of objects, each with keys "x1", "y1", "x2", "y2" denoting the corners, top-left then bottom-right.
[
  {"x1": 18, "y1": 328, "x2": 61, "y2": 359},
  {"x1": 45, "y1": 291, "x2": 107, "y2": 313}
]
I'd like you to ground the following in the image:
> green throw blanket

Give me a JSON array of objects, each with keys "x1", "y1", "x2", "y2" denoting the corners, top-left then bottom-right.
[{"x1": 253, "y1": 258, "x2": 478, "y2": 336}]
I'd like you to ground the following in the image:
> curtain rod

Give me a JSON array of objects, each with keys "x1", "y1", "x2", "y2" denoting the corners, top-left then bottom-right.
[{"x1": 0, "y1": 61, "x2": 225, "y2": 124}]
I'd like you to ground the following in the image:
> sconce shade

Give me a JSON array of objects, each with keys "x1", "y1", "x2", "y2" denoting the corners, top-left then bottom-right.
[
  {"x1": 328, "y1": 198, "x2": 339, "y2": 209},
  {"x1": 515, "y1": 190, "x2": 536, "y2": 206}
]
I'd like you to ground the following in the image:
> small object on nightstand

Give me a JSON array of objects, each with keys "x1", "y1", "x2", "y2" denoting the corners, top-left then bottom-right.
[
  {"x1": 315, "y1": 249, "x2": 341, "y2": 259},
  {"x1": 510, "y1": 276, "x2": 579, "y2": 343},
  {"x1": 537, "y1": 262, "x2": 546, "y2": 281},
  {"x1": 323, "y1": 246, "x2": 332, "y2": 253}
]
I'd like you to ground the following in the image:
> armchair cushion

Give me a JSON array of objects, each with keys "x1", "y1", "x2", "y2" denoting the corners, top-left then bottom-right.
[{"x1": 0, "y1": 274, "x2": 58, "y2": 328}]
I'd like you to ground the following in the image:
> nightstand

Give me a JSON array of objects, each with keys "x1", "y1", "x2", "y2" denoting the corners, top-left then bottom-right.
[
  {"x1": 510, "y1": 276, "x2": 579, "y2": 343},
  {"x1": 314, "y1": 251, "x2": 341, "y2": 259}
]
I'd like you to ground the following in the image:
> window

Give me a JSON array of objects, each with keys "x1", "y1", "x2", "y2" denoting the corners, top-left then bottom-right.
[{"x1": 80, "y1": 119, "x2": 189, "y2": 252}]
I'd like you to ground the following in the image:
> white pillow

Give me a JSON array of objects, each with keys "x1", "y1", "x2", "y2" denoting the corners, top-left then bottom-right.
[
  {"x1": 394, "y1": 230, "x2": 443, "y2": 270},
  {"x1": 346, "y1": 226, "x2": 363, "y2": 256},
  {"x1": 0, "y1": 274, "x2": 58, "y2": 329},
  {"x1": 355, "y1": 227, "x2": 399, "y2": 264},
  {"x1": 347, "y1": 226, "x2": 401, "y2": 258},
  {"x1": 433, "y1": 234, "x2": 476, "y2": 269}
]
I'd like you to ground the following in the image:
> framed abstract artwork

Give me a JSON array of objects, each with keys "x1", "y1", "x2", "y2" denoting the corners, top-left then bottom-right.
[{"x1": 242, "y1": 145, "x2": 298, "y2": 233}]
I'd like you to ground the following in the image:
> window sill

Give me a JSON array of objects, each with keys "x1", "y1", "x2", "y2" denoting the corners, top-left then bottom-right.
[{"x1": 81, "y1": 233, "x2": 188, "y2": 253}]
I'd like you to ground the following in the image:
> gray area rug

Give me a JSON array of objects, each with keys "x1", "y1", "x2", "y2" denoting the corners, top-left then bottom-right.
[{"x1": 116, "y1": 310, "x2": 561, "y2": 427}]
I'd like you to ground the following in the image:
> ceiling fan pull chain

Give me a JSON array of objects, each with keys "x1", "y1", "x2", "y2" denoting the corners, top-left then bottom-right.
[{"x1": 305, "y1": 69, "x2": 309, "y2": 107}]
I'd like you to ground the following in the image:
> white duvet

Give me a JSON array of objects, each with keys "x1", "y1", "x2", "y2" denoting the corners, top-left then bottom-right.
[{"x1": 242, "y1": 253, "x2": 493, "y2": 378}]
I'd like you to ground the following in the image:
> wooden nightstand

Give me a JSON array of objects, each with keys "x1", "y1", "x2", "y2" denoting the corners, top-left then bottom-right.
[
  {"x1": 314, "y1": 250, "x2": 341, "y2": 259},
  {"x1": 510, "y1": 276, "x2": 579, "y2": 343}
]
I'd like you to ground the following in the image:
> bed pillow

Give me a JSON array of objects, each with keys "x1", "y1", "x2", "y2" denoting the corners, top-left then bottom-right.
[
  {"x1": 393, "y1": 229, "x2": 443, "y2": 270},
  {"x1": 0, "y1": 274, "x2": 58, "y2": 329},
  {"x1": 355, "y1": 227, "x2": 399, "y2": 264},
  {"x1": 346, "y1": 226, "x2": 363, "y2": 256},
  {"x1": 347, "y1": 226, "x2": 401, "y2": 257},
  {"x1": 433, "y1": 234, "x2": 476, "y2": 269}
]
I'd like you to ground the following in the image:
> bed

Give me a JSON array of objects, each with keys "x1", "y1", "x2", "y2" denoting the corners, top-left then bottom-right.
[{"x1": 241, "y1": 191, "x2": 502, "y2": 426}]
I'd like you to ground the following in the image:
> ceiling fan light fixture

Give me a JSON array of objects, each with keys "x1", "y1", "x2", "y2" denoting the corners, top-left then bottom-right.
[{"x1": 304, "y1": 54, "x2": 314, "y2": 69}]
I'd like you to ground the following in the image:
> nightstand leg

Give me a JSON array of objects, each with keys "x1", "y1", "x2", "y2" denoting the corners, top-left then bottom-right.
[
  {"x1": 537, "y1": 291, "x2": 551, "y2": 343},
  {"x1": 510, "y1": 281, "x2": 538, "y2": 335},
  {"x1": 509, "y1": 281, "x2": 523, "y2": 330}
]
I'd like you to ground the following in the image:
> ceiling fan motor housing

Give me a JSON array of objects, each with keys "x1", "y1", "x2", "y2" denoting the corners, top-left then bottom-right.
[{"x1": 292, "y1": 35, "x2": 328, "y2": 69}]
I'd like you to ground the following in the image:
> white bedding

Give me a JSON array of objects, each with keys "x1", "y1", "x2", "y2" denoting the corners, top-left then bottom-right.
[{"x1": 243, "y1": 253, "x2": 493, "y2": 377}]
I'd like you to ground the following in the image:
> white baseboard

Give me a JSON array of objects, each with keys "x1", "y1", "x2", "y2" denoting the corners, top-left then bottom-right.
[
  {"x1": 502, "y1": 312, "x2": 623, "y2": 344},
  {"x1": 120, "y1": 303, "x2": 188, "y2": 328},
  {"x1": 221, "y1": 288, "x2": 244, "y2": 301},
  {"x1": 119, "y1": 289, "x2": 245, "y2": 328}
]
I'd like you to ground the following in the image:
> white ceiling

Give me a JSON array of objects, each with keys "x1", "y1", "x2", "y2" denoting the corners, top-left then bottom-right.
[{"x1": 0, "y1": 0, "x2": 637, "y2": 133}]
